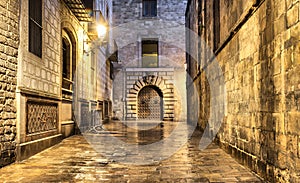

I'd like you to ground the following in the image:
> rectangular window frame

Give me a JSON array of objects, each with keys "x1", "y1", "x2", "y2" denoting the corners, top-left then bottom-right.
[
  {"x1": 141, "y1": 39, "x2": 159, "y2": 68},
  {"x1": 142, "y1": 0, "x2": 157, "y2": 17},
  {"x1": 28, "y1": 0, "x2": 43, "y2": 58}
]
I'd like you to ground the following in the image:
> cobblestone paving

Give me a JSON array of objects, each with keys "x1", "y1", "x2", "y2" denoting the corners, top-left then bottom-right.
[{"x1": 0, "y1": 121, "x2": 263, "y2": 182}]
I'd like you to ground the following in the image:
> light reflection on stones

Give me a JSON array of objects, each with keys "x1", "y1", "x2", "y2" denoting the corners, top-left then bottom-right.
[{"x1": 0, "y1": 121, "x2": 263, "y2": 182}]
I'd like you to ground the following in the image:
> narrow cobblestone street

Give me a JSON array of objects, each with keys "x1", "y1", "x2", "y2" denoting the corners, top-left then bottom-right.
[
  {"x1": 0, "y1": 121, "x2": 262, "y2": 182},
  {"x1": 0, "y1": 0, "x2": 299, "y2": 181}
]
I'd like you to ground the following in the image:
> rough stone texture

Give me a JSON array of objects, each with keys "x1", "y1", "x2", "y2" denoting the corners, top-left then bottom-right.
[
  {"x1": 113, "y1": 0, "x2": 186, "y2": 25},
  {"x1": 0, "y1": 0, "x2": 19, "y2": 167},
  {"x1": 186, "y1": 0, "x2": 300, "y2": 182},
  {"x1": 112, "y1": 0, "x2": 187, "y2": 121}
]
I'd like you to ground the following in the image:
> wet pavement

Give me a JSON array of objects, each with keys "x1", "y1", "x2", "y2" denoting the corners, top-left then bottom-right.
[{"x1": 0, "y1": 121, "x2": 263, "y2": 182}]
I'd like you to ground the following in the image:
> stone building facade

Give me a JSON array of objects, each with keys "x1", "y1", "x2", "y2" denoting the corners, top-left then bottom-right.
[
  {"x1": 112, "y1": 0, "x2": 187, "y2": 121},
  {"x1": 0, "y1": 0, "x2": 113, "y2": 166},
  {"x1": 0, "y1": 0, "x2": 19, "y2": 167},
  {"x1": 186, "y1": 0, "x2": 300, "y2": 182}
]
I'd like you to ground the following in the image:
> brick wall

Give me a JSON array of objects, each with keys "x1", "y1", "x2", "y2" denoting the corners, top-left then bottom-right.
[
  {"x1": 0, "y1": 0, "x2": 19, "y2": 167},
  {"x1": 186, "y1": 0, "x2": 300, "y2": 181}
]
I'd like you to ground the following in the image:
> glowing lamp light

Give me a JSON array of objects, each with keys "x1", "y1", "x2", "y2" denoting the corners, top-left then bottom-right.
[{"x1": 97, "y1": 24, "x2": 107, "y2": 38}]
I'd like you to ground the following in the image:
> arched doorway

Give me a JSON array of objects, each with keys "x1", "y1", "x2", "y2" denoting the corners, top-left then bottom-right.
[{"x1": 138, "y1": 86, "x2": 163, "y2": 120}]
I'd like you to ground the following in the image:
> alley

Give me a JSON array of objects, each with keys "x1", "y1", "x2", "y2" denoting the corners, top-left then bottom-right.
[
  {"x1": 0, "y1": 0, "x2": 299, "y2": 182},
  {"x1": 0, "y1": 121, "x2": 262, "y2": 182}
]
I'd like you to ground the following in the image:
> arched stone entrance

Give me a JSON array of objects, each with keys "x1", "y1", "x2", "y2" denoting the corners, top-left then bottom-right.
[
  {"x1": 126, "y1": 75, "x2": 175, "y2": 121},
  {"x1": 138, "y1": 86, "x2": 163, "y2": 120}
]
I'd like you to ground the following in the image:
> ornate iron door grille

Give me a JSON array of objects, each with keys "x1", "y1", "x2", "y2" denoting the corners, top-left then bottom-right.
[{"x1": 138, "y1": 86, "x2": 162, "y2": 120}]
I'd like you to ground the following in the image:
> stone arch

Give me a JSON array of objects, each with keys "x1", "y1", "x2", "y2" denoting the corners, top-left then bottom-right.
[
  {"x1": 61, "y1": 22, "x2": 78, "y2": 78},
  {"x1": 126, "y1": 75, "x2": 175, "y2": 121},
  {"x1": 61, "y1": 21, "x2": 78, "y2": 41},
  {"x1": 61, "y1": 25, "x2": 77, "y2": 63}
]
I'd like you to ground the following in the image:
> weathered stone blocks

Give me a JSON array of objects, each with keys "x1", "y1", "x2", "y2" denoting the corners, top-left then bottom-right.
[
  {"x1": 0, "y1": 0, "x2": 18, "y2": 167},
  {"x1": 187, "y1": 0, "x2": 300, "y2": 181}
]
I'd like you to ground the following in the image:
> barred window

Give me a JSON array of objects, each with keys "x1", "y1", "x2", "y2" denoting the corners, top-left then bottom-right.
[
  {"x1": 29, "y1": 0, "x2": 42, "y2": 57},
  {"x1": 143, "y1": 0, "x2": 157, "y2": 17}
]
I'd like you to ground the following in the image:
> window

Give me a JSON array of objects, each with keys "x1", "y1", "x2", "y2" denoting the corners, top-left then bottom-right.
[
  {"x1": 62, "y1": 39, "x2": 70, "y2": 79},
  {"x1": 106, "y1": 4, "x2": 109, "y2": 20},
  {"x1": 142, "y1": 40, "x2": 158, "y2": 68},
  {"x1": 29, "y1": 0, "x2": 42, "y2": 57},
  {"x1": 110, "y1": 62, "x2": 114, "y2": 80},
  {"x1": 143, "y1": 0, "x2": 157, "y2": 17},
  {"x1": 62, "y1": 31, "x2": 76, "y2": 99},
  {"x1": 213, "y1": 0, "x2": 220, "y2": 51},
  {"x1": 104, "y1": 101, "x2": 109, "y2": 118},
  {"x1": 62, "y1": 37, "x2": 72, "y2": 93},
  {"x1": 90, "y1": 52, "x2": 97, "y2": 98}
]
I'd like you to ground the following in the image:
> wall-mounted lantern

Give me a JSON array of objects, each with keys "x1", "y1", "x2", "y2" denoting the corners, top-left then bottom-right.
[{"x1": 96, "y1": 24, "x2": 107, "y2": 39}]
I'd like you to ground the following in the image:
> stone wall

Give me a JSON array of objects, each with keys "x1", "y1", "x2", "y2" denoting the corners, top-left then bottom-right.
[
  {"x1": 186, "y1": 0, "x2": 300, "y2": 182},
  {"x1": 0, "y1": 0, "x2": 19, "y2": 167},
  {"x1": 0, "y1": 0, "x2": 114, "y2": 165},
  {"x1": 15, "y1": 0, "x2": 113, "y2": 160},
  {"x1": 124, "y1": 68, "x2": 176, "y2": 120},
  {"x1": 112, "y1": 0, "x2": 187, "y2": 68},
  {"x1": 112, "y1": 0, "x2": 187, "y2": 121},
  {"x1": 16, "y1": 0, "x2": 63, "y2": 161},
  {"x1": 18, "y1": 0, "x2": 61, "y2": 96},
  {"x1": 113, "y1": 0, "x2": 186, "y2": 25}
]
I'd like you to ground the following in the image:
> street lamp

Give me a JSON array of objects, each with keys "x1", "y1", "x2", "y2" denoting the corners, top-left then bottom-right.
[
  {"x1": 96, "y1": 24, "x2": 107, "y2": 39},
  {"x1": 83, "y1": 23, "x2": 107, "y2": 54}
]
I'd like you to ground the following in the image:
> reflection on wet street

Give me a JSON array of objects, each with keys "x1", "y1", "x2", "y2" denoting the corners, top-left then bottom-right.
[
  {"x1": 98, "y1": 120, "x2": 176, "y2": 145},
  {"x1": 0, "y1": 121, "x2": 263, "y2": 182},
  {"x1": 83, "y1": 120, "x2": 196, "y2": 165}
]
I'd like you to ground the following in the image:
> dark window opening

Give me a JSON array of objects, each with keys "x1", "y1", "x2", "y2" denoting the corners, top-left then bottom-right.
[
  {"x1": 62, "y1": 34, "x2": 76, "y2": 100},
  {"x1": 62, "y1": 39, "x2": 70, "y2": 79},
  {"x1": 213, "y1": 0, "x2": 220, "y2": 51},
  {"x1": 29, "y1": 0, "x2": 42, "y2": 57},
  {"x1": 142, "y1": 40, "x2": 158, "y2": 68},
  {"x1": 104, "y1": 101, "x2": 109, "y2": 118},
  {"x1": 106, "y1": 5, "x2": 109, "y2": 20},
  {"x1": 110, "y1": 62, "x2": 114, "y2": 80},
  {"x1": 143, "y1": 0, "x2": 157, "y2": 17}
]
